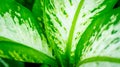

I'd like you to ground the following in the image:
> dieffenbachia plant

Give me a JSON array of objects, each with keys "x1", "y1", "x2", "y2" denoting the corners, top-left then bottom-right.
[{"x1": 0, "y1": 0, "x2": 120, "y2": 67}]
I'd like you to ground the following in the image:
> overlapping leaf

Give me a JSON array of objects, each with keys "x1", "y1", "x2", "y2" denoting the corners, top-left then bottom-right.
[
  {"x1": 44, "y1": 0, "x2": 118, "y2": 55},
  {"x1": 0, "y1": 0, "x2": 120, "y2": 67},
  {"x1": 0, "y1": 0, "x2": 56, "y2": 65},
  {"x1": 43, "y1": 0, "x2": 118, "y2": 66}
]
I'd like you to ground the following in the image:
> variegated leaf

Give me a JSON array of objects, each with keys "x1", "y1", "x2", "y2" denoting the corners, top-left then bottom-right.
[
  {"x1": 76, "y1": 7, "x2": 120, "y2": 66},
  {"x1": 0, "y1": 0, "x2": 56, "y2": 65}
]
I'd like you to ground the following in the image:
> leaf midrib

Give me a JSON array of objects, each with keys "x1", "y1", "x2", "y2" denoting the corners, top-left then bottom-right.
[{"x1": 65, "y1": 0, "x2": 84, "y2": 66}]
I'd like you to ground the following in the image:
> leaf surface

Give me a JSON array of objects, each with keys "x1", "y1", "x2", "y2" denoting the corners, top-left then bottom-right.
[
  {"x1": 0, "y1": 0, "x2": 56, "y2": 65},
  {"x1": 43, "y1": 0, "x2": 118, "y2": 65},
  {"x1": 76, "y1": 6, "x2": 120, "y2": 67},
  {"x1": 44, "y1": 0, "x2": 118, "y2": 54}
]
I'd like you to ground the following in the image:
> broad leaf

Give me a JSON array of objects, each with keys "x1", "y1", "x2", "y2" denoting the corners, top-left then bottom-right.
[
  {"x1": 76, "y1": 6, "x2": 120, "y2": 66},
  {"x1": 44, "y1": 0, "x2": 117, "y2": 53},
  {"x1": 0, "y1": 0, "x2": 120, "y2": 67},
  {"x1": 0, "y1": 41, "x2": 56, "y2": 66},
  {"x1": 44, "y1": 0, "x2": 118, "y2": 65},
  {"x1": 0, "y1": 0, "x2": 56, "y2": 65}
]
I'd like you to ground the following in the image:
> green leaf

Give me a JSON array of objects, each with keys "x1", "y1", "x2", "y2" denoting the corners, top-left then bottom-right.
[
  {"x1": 44, "y1": 0, "x2": 117, "y2": 52},
  {"x1": 32, "y1": 0, "x2": 48, "y2": 47},
  {"x1": 15, "y1": 0, "x2": 35, "y2": 10},
  {"x1": 0, "y1": 0, "x2": 56, "y2": 65},
  {"x1": 76, "y1": 6, "x2": 120, "y2": 66},
  {"x1": 0, "y1": 41, "x2": 56, "y2": 66},
  {"x1": 44, "y1": 0, "x2": 118, "y2": 66},
  {"x1": 0, "y1": 0, "x2": 120, "y2": 66}
]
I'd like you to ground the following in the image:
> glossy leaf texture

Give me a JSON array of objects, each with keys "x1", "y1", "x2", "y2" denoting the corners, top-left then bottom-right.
[
  {"x1": 76, "y1": 6, "x2": 120, "y2": 67},
  {"x1": 0, "y1": 0, "x2": 56, "y2": 65}
]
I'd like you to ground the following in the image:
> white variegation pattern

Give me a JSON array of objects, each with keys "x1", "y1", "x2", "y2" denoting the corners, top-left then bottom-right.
[
  {"x1": 45, "y1": 0, "x2": 118, "y2": 55},
  {"x1": 0, "y1": 9, "x2": 52, "y2": 57}
]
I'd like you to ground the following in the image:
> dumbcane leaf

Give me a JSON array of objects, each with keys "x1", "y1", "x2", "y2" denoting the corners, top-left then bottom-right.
[
  {"x1": 32, "y1": 0, "x2": 47, "y2": 42},
  {"x1": 76, "y1": 6, "x2": 120, "y2": 66},
  {"x1": 32, "y1": 0, "x2": 43, "y2": 21},
  {"x1": 0, "y1": 0, "x2": 55, "y2": 64},
  {"x1": 43, "y1": 0, "x2": 118, "y2": 65},
  {"x1": 44, "y1": 0, "x2": 118, "y2": 54},
  {"x1": 0, "y1": 41, "x2": 56, "y2": 66}
]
